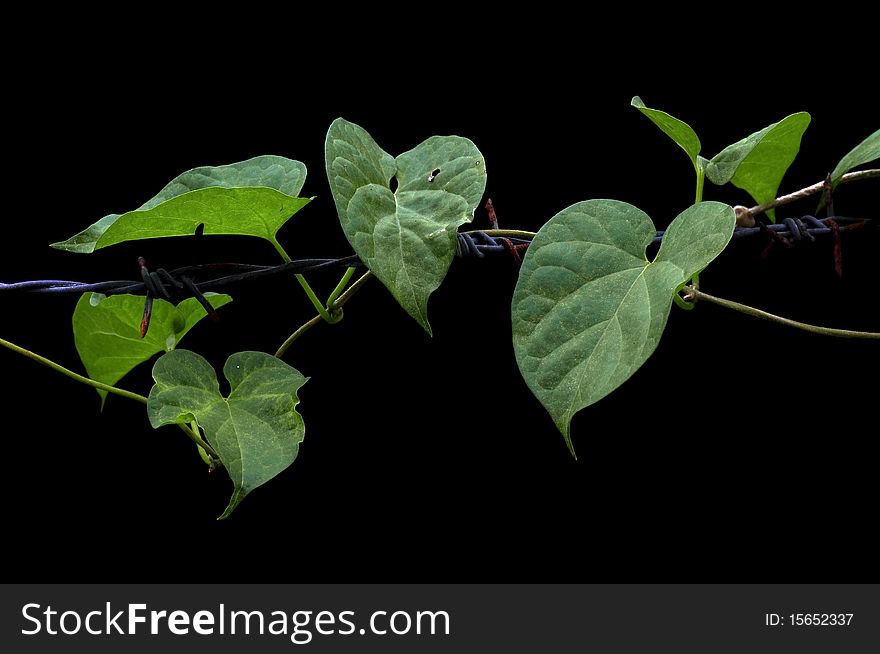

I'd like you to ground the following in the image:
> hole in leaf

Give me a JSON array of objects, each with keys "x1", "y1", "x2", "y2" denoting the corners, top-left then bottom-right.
[
  {"x1": 427, "y1": 168, "x2": 440, "y2": 182},
  {"x1": 390, "y1": 177, "x2": 399, "y2": 192},
  {"x1": 194, "y1": 223, "x2": 205, "y2": 237}
]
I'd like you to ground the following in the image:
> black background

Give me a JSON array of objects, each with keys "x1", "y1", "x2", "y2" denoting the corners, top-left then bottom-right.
[{"x1": 2, "y1": 36, "x2": 877, "y2": 582}]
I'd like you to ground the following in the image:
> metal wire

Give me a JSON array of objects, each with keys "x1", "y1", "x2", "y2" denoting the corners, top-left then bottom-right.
[{"x1": 0, "y1": 215, "x2": 870, "y2": 297}]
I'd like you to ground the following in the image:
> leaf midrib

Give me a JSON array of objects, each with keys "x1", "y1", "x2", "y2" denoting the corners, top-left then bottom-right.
[
  {"x1": 563, "y1": 260, "x2": 652, "y2": 426},
  {"x1": 101, "y1": 186, "x2": 299, "y2": 246},
  {"x1": 391, "y1": 191, "x2": 428, "y2": 327}
]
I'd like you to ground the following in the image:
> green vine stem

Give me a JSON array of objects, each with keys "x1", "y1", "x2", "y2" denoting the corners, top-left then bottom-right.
[
  {"x1": 331, "y1": 270, "x2": 373, "y2": 308},
  {"x1": 275, "y1": 314, "x2": 323, "y2": 358},
  {"x1": 694, "y1": 161, "x2": 706, "y2": 204},
  {"x1": 0, "y1": 335, "x2": 150, "y2": 404},
  {"x1": 275, "y1": 271, "x2": 374, "y2": 358},
  {"x1": 326, "y1": 267, "x2": 356, "y2": 307},
  {"x1": 683, "y1": 286, "x2": 880, "y2": 339},
  {"x1": 294, "y1": 274, "x2": 333, "y2": 322},
  {"x1": 0, "y1": 335, "x2": 220, "y2": 459},
  {"x1": 272, "y1": 239, "x2": 334, "y2": 322}
]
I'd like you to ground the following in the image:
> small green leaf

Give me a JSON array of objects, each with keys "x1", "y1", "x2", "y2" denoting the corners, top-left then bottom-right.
[
  {"x1": 147, "y1": 349, "x2": 307, "y2": 519},
  {"x1": 73, "y1": 292, "x2": 232, "y2": 405},
  {"x1": 706, "y1": 113, "x2": 810, "y2": 221},
  {"x1": 52, "y1": 156, "x2": 310, "y2": 253},
  {"x1": 631, "y1": 96, "x2": 702, "y2": 169},
  {"x1": 829, "y1": 129, "x2": 880, "y2": 189},
  {"x1": 326, "y1": 118, "x2": 486, "y2": 335},
  {"x1": 511, "y1": 200, "x2": 734, "y2": 455}
]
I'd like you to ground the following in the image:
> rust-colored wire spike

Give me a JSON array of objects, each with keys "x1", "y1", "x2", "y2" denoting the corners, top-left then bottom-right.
[
  {"x1": 823, "y1": 174, "x2": 843, "y2": 279},
  {"x1": 486, "y1": 198, "x2": 499, "y2": 230}
]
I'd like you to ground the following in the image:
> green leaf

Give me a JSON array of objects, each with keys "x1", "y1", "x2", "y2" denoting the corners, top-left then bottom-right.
[
  {"x1": 705, "y1": 112, "x2": 810, "y2": 221},
  {"x1": 631, "y1": 96, "x2": 702, "y2": 169},
  {"x1": 147, "y1": 349, "x2": 307, "y2": 519},
  {"x1": 326, "y1": 118, "x2": 487, "y2": 335},
  {"x1": 829, "y1": 128, "x2": 880, "y2": 189},
  {"x1": 511, "y1": 200, "x2": 734, "y2": 456},
  {"x1": 73, "y1": 292, "x2": 232, "y2": 405},
  {"x1": 51, "y1": 156, "x2": 310, "y2": 253}
]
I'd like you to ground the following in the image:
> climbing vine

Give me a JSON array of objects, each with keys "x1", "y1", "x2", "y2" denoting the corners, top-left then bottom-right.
[{"x1": 2, "y1": 99, "x2": 877, "y2": 517}]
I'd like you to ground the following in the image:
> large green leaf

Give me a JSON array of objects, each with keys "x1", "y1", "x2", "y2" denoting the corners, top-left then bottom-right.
[
  {"x1": 829, "y1": 128, "x2": 880, "y2": 189},
  {"x1": 326, "y1": 118, "x2": 487, "y2": 335},
  {"x1": 73, "y1": 292, "x2": 232, "y2": 405},
  {"x1": 52, "y1": 156, "x2": 310, "y2": 253},
  {"x1": 148, "y1": 349, "x2": 307, "y2": 519},
  {"x1": 631, "y1": 96, "x2": 702, "y2": 170},
  {"x1": 706, "y1": 113, "x2": 810, "y2": 221},
  {"x1": 511, "y1": 200, "x2": 734, "y2": 456}
]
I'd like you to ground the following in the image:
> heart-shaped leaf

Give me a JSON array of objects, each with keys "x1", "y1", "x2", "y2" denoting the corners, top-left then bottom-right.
[
  {"x1": 73, "y1": 292, "x2": 232, "y2": 405},
  {"x1": 631, "y1": 96, "x2": 702, "y2": 171},
  {"x1": 829, "y1": 128, "x2": 880, "y2": 189},
  {"x1": 706, "y1": 113, "x2": 810, "y2": 221},
  {"x1": 326, "y1": 118, "x2": 487, "y2": 334},
  {"x1": 52, "y1": 156, "x2": 310, "y2": 253},
  {"x1": 148, "y1": 349, "x2": 307, "y2": 519},
  {"x1": 512, "y1": 200, "x2": 734, "y2": 455}
]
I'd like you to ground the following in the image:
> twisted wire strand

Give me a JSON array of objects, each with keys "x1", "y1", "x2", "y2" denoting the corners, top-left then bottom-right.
[{"x1": 0, "y1": 216, "x2": 870, "y2": 297}]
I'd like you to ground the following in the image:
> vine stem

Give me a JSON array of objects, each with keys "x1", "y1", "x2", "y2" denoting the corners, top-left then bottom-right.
[
  {"x1": 684, "y1": 286, "x2": 880, "y2": 339},
  {"x1": 331, "y1": 270, "x2": 373, "y2": 307},
  {"x1": 0, "y1": 336, "x2": 149, "y2": 404},
  {"x1": 326, "y1": 266, "x2": 356, "y2": 307},
  {"x1": 694, "y1": 162, "x2": 705, "y2": 204},
  {"x1": 275, "y1": 271, "x2": 373, "y2": 359},
  {"x1": 0, "y1": 335, "x2": 221, "y2": 458},
  {"x1": 294, "y1": 274, "x2": 332, "y2": 321},
  {"x1": 272, "y1": 238, "x2": 333, "y2": 322},
  {"x1": 275, "y1": 314, "x2": 323, "y2": 358},
  {"x1": 746, "y1": 168, "x2": 879, "y2": 219}
]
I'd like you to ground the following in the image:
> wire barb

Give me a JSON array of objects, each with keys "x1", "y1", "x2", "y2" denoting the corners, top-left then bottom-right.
[{"x1": 486, "y1": 198, "x2": 499, "y2": 229}]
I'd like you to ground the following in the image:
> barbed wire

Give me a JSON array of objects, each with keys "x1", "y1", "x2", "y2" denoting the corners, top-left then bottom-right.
[{"x1": 0, "y1": 215, "x2": 869, "y2": 298}]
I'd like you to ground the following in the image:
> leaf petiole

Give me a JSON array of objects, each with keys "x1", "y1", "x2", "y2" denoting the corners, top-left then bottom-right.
[
  {"x1": 272, "y1": 239, "x2": 335, "y2": 323},
  {"x1": 694, "y1": 158, "x2": 706, "y2": 204},
  {"x1": 294, "y1": 274, "x2": 333, "y2": 322}
]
